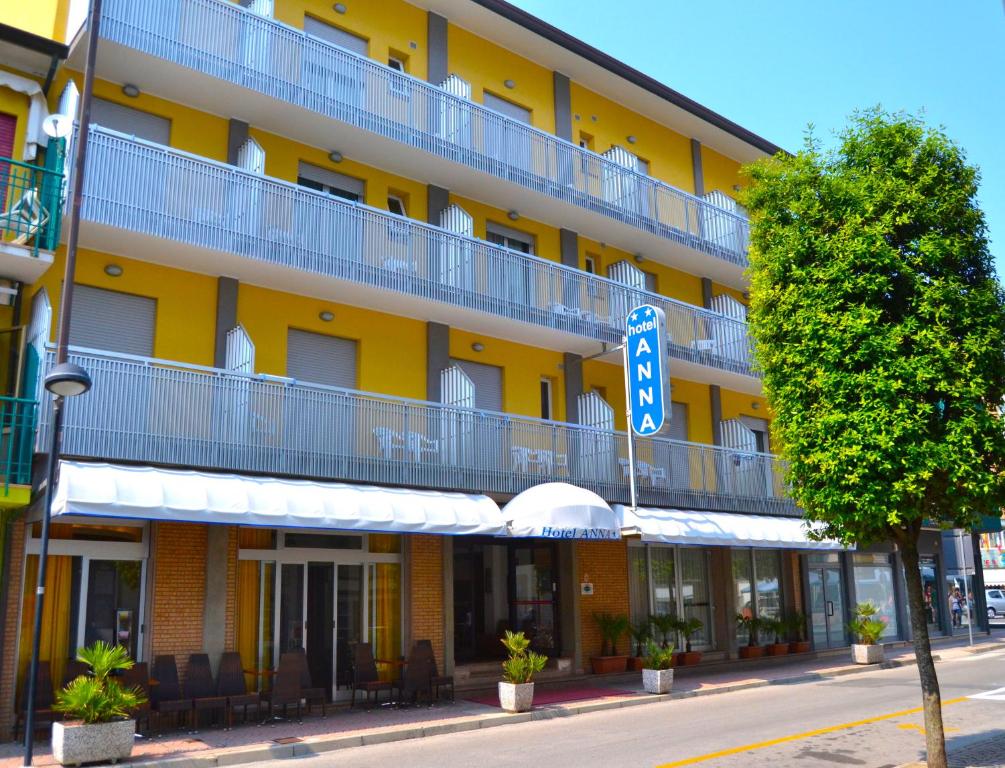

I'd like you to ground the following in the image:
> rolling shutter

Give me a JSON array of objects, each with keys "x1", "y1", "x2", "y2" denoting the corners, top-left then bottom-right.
[
  {"x1": 287, "y1": 328, "x2": 357, "y2": 389},
  {"x1": 69, "y1": 284, "x2": 155, "y2": 356},
  {"x1": 482, "y1": 92, "x2": 531, "y2": 124},
  {"x1": 0, "y1": 113, "x2": 15, "y2": 160},
  {"x1": 450, "y1": 358, "x2": 502, "y2": 412},
  {"x1": 91, "y1": 98, "x2": 171, "y2": 144},
  {"x1": 303, "y1": 16, "x2": 368, "y2": 55},
  {"x1": 297, "y1": 161, "x2": 365, "y2": 201},
  {"x1": 669, "y1": 402, "x2": 688, "y2": 442}
]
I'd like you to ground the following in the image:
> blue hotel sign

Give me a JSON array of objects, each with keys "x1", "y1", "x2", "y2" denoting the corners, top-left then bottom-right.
[{"x1": 625, "y1": 304, "x2": 671, "y2": 437}]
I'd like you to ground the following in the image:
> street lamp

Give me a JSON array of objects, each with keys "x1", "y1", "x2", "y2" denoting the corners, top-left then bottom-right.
[{"x1": 22, "y1": 0, "x2": 102, "y2": 763}]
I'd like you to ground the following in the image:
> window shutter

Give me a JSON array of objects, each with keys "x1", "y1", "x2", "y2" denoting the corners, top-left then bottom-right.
[
  {"x1": 70, "y1": 285, "x2": 156, "y2": 356},
  {"x1": 287, "y1": 329, "x2": 357, "y2": 389},
  {"x1": 91, "y1": 98, "x2": 171, "y2": 144},
  {"x1": 0, "y1": 113, "x2": 16, "y2": 160},
  {"x1": 449, "y1": 358, "x2": 502, "y2": 412},
  {"x1": 303, "y1": 16, "x2": 368, "y2": 55},
  {"x1": 482, "y1": 92, "x2": 531, "y2": 124}
]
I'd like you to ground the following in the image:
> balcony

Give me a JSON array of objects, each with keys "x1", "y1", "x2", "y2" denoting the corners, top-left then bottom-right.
[
  {"x1": 41, "y1": 347, "x2": 795, "y2": 517},
  {"x1": 0, "y1": 155, "x2": 63, "y2": 282},
  {"x1": 80, "y1": 128, "x2": 757, "y2": 391},
  {"x1": 89, "y1": 0, "x2": 751, "y2": 286},
  {"x1": 0, "y1": 396, "x2": 38, "y2": 508}
]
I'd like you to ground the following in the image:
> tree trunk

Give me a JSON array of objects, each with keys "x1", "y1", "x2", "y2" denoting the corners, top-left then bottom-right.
[{"x1": 899, "y1": 532, "x2": 947, "y2": 768}]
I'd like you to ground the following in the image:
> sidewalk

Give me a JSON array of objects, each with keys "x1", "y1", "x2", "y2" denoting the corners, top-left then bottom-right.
[
  {"x1": 899, "y1": 733, "x2": 1005, "y2": 768},
  {"x1": 5, "y1": 633, "x2": 1002, "y2": 768}
]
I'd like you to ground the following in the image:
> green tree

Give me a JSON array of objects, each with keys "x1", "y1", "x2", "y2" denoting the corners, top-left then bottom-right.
[{"x1": 742, "y1": 109, "x2": 1005, "y2": 768}]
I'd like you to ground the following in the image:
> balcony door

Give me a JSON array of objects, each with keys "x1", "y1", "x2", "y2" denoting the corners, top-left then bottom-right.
[{"x1": 302, "y1": 17, "x2": 366, "y2": 113}]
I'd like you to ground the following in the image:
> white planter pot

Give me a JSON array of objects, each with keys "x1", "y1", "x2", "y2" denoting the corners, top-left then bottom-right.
[
  {"x1": 851, "y1": 644, "x2": 884, "y2": 665},
  {"x1": 52, "y1": 719, "x2": 135, "y2": 766},
  {"x1": 642, "y1": 668, "x2": 674, "y2": 694},
  {"x1": 498, "y1": 681, "x2": 534, "y2": 713}
]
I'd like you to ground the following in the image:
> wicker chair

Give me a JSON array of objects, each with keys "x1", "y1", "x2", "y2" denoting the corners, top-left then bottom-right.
[
  {"x1": 292, "y1": 648, "x2": 327, "y2": 716},
  {"x1": 348, "y1": 642, "x2": 392, "y2": 708},
  {"x1": 394, "y1": 644, "x2": 433, "y2": 707},
  {"x1": 187, "y1": 653, "x2": 228, "y2": 730},
  {"x1": 217, "y1": 652, "x2": 260, "y2": 729},
  {"x1": 120, "y1": 661, "x2": 152, "y2": 734},
  {"x1": 15, "y1": 661, "x2": 55, "y2": 741},
  {"x1": 151, "y1": 655, "x2": 192, "y2": 731},
  {"x1": 416, "y1": 639, "x2": 454, "y2": 702},
  {"x1": 260, "y1": 652, "x2": 302, "y2": 721}
]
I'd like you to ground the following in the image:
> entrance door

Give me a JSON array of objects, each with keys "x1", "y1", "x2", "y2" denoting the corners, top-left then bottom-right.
[
  {"x1": 335, "y1": 565, "x2": 363, "y2": 690},
  {"x1": 510, "y1": 544, "x2": 559, "y2": 656},
  {"x1": 808, "y1": 565, "x2": 846, "y2": 648},
  {"x1": 306, "y1": 563, "x2": 335, "y2": 700}
]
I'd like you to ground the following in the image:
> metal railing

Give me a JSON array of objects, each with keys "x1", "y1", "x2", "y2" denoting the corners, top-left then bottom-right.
[
  {"x1": 42, "y1": 347, "x2": 795, "y2": 516},
  {"x1": 83, "y1": 127, "x2": 755, "y2": 377},
  {"x1": 0, "y1": 156, "x2": 64, "y2": 257},
  {"x1": 100, "y1": 0, "x2": 751, "y2": 267},
  {"x1": 0, "y1": 396, "x2": 38, "y2": 490}
]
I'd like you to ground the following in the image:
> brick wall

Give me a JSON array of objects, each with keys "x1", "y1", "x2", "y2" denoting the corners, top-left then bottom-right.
[
  {"x1": 577, "y1": 540, "x2": 630, "y2": 659},
  {"x1": 149, "y1": 522, "x2": 208, "y2": 676},
  {"x1": 408, "y1": 535, "x2": 444, "y2": 665},
  {"x1": 0, "y1": 517, "x2": 25, "y2": 738}
]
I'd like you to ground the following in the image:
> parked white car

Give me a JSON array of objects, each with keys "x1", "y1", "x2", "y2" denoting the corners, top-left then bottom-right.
[{"x1": 986, "y1": 588, "x2": 1005, "y2": 619}]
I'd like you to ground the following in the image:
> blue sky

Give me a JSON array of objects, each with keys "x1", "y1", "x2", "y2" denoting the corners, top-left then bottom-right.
[{"x1": 508, "y1": 0, "x2": 1005, "y2": 276}]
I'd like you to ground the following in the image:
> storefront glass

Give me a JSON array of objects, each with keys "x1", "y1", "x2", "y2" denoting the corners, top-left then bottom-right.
[
  {"x1": 919, "y1": 556, "x2": 942, "y2": 632},
  {"x1": 734, "y1": 549, "x2": 784, "y2": 645},
  {"x1": 853, "y1": 553, "x2": 898, "y2": 639},
  {"x1": 629, "y1": 544, "x2": 713, "y2": 649},
  {"x1": 732, "y1": 550, "x2": 754, "y2": 645}
]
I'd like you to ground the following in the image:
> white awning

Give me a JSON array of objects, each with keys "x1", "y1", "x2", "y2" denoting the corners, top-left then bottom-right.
[
  {"x1": 503, "y1": 483, "x2": 620, "y2": 540},
  {"x1": 983, "y1": 569, "x2": 1005, "y2": 587},
  {"x1": 616, "y1": 505, "x2": 846, "y2": 550},
  {"x1": 52, "y1": 461, "x2": 507, "y2": 536}
]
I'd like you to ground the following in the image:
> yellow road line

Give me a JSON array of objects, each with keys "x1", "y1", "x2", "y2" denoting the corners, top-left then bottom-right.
[{"x1": 654, "y1": 697, "x2": 968, "y2": 768}]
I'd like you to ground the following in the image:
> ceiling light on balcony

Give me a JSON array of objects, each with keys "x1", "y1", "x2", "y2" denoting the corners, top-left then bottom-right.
[
  {"x1": 626, "y1": 135, "x2": 637, "y2": 144},
  {"x1": 328, "y1": 150, "x2": 343, "y2": 163},
  {"x1": 121, "y1": 83, "x2": 141, "y2": 98},
  {"x1": 507, "y1": 210, "x2": 519, "y2": 221},
  {"x1": 751, "y1": 402, "x2": 760, "y2": 410},
  {"x1": 504, "y1": 79, "x2": 516, "y2": 89},
  {"x1": 471, "y1": 342, "x2": 485, "y2": 352},
  {"x1": 104, "y1": 264, "x2": 124, "y2": 277},
  {"x1": 319, "y1": 310, "x2": 335, "y2": 322},
  {"x1": 633, "y1": 253, "x2": 644, "y2": 263},
  {"x1": 333, "y1": 3, "x2": 347, "y2": 13}
]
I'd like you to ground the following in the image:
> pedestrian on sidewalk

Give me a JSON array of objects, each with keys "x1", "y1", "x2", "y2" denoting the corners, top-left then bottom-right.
[{"x1": 951, "y1": 589, "x2": 963, "y2": 627}]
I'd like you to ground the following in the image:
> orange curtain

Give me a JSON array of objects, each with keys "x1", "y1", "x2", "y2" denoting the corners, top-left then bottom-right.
[
  {"x1": 368, "y1": 534, "x2": 401, "y2": 554},
  {"x1": 18, "y1": 555, "x2": 75, "y2": 702},
  {"x1": 238, "y1": 528, "x2": 275, "y2": 549},
  {"x1": 236, "y1": 560, "x2": 260, "y2": 691},
  {"x1": 369, "y1": 563, "x2": 401, "y2": 682}
]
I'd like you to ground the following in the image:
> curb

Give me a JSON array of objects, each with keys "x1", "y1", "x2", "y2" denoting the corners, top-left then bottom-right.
[{"x1": 124, "y1": 650, "x2": 981, "y2": 768}]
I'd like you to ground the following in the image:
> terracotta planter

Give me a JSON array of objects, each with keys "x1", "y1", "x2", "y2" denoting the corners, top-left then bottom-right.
[
  {"x1": 851, "y1": 644, "x2": 884, "y2": 665},
  {"x1": 789, "y1": 641, "x2": 811, "y2": 654},
  {"x1": 590, "y1": 655, "x2": 629, "y2": 674},
  {"x1": 767, "y1": 643, "x2": 790, "y2": 656},
  {"x1": 627, "y1": 656, "x2": 645, "y2": 671},
  {"x1": 53, "y1": 719, "x2": 135, "y2": 766},
  {"x1": 498, "y1": 682, "x2": 534, "y2": 713},
  {"x1": 642, "y1": 668, "x2": 674, "y2": 694},
  {"x1": 671, "y1": 652, "x2": 681, "y2": 667},
  {"x1": 678, "y1": 651, "x2": 703, "y2": 665},
  {"x1": 738, "y1": 645, "x2": 766, "y2": 659}
]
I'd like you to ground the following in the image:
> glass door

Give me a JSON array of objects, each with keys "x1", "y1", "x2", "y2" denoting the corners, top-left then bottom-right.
[
  {"x1": 336, "y1": 565, "x2": 363, "y2": 691},
  {"x1": 278, "y1": 563, "x2": 305, "y2": 654},
  {"x1": 510, "y1": 544, "x2": 558, "y2": 656},
  {"x1": 807, "y1": 565, "x2": 846, "y2": 648},
  {"x1": 81, "y1": 560, "x2": 143, "y2": 660},
  {"x1": 306, "y1": 563, "x2": 335, "y2": 700}
]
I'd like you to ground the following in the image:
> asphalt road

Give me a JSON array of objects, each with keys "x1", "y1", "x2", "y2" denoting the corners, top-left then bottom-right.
[{"x1": 258, "y1": 648, "x2": 1005, "y2": 768}]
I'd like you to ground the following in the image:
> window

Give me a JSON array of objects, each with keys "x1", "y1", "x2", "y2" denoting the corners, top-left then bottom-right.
[
  {"x1": 297, "y1": 161, "x2": 365, "y2": 203},
  {"x1": 628, "y1": 544, "x2": 714, "y2": 649},
  {"x1": 583, "y1": 255, "x2": 597, "y2": 274},
  {"x1": 387, "y1": 194, "x2": 407, "y2": 217},
  {"x1": 485, "y1": 221, "x2": 535, "y2": 254},
  {"x1": 637, "y1": 157, "x2": 650, "y2": 175},
  {"x1": 853, "y1": 553, "x2": 899, "y2": 638},
  {"x1": 70, "y1": 285, "x2": 156, "y2": 356},
  {"x1": 91, "y1": 97, "x2": 171, "y2": 144},
  {"x1": 540, "y1": 378, "x2": 553, "y2": 420},
  {"x1": 578, "y1": 132, "x2": 594, "y2": 151},
  {"x1": 283, "y1": 532, "x2": 363, "y2": 550},
  {"x1": 388, "y1": 56, "x2": 406, "y2": 73},
  {"x1": 733, "y1": 548, "x2": 784, "y2": 644},
  {"x1": 303, "y1": 16, "x2": 368, "y2": 55},
  {"x1": 286, "y1": 328, "x2": 358, "y2": 389},
  {"x1": 643, "y1": 271, "x2": 658, "y2": 293},
  {"x1": 482, "y1": 91, "x2": 532, "y2": 125}
]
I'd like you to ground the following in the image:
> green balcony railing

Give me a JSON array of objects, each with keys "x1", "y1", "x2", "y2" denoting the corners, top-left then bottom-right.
[
  {"x1": 0, "y1": 148, "x2": 65, "y2": 257},
  {"x1": 0, "y1": 396, "x2": 38, "y2": 491}
]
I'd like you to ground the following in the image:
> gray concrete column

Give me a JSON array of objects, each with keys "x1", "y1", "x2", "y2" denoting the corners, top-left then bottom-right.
[
  {"x1": 426, "y1": 322, "x2": 450, "y2": 401},
  {"x1": 226, "y1": 119, "x2": 249, "y2": 166},
  {"x1": 701, "y1": 277, "x2": 713, "y2": 310},
  {"x1": 553, "y1": 72, "x2": 572, "y2": 142},
  {"x1": 710, "y1": 385, "x2": 723, "y2": 445},
  {"x1": 691, "y1": 138, "x2": 705, "y2": 198},
  {"x1": 427, "y1": 12, "x2": 448, "y2": 85},
  {"x1": 201, "y1": 526, "x2": 230, "y2": 671},
  {"x1": 427, "y1": 184, "x2": 449, "y2": 225},
  {"x1": 563, "y1": 353, "x2": 583, "y2": 424},
  {"x1": 213, "y1": 277, "x2": 239, "y2": 368}
]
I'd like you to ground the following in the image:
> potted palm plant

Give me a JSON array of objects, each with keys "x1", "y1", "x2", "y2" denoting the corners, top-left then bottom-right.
[
  {"x1": 763, "y1": 617, "x2": 790, "y2": 656},
  {"x1": 787, "y1": 612, "x2": 811, "y2": 654},
  {"x1": 498, "y1": 630, "x2": 547, "y2": 712},
  {"x1": 641, "y1": 639, "x2": 675, "y2": 694},
  {"x1": 736, "y1": 614, "x2": 765, "y2": 659},
  {"x1": 590, "y1": 612, "x2": 630, "y2": 674},
  {"x1": 52, "y1": 641, "x2": 146, "y2": 766},
  {"x1": 627, "y1": 619, "x2": 651, "y2": 672},
  {"x1": 674, "y1": 617, "x2": 705, "y2": 665},
  {"x1": 848, "y1": 603, "x2": 887, "y2": 664}
]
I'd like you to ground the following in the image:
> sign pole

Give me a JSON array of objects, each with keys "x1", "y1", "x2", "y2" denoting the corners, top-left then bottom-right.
[{"x1": 621, "y1": 336, "x2": 638, "y2": 512}]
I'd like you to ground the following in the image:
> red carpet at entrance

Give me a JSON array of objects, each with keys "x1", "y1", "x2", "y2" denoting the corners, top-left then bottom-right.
[{"x1": 466, "y1": 686, "x2": 634, "y2": 708}]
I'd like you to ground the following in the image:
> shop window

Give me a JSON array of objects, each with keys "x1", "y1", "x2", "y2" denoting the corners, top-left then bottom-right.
[
  {"x1": 283, "y1": 532, "x2": 363, "y2": 550},
  {"x1": 31, "y1": 522, "x2": 144, "y2": 543},
  {"x1": 733, "y1": 548, "x2": 784, "y2": 645},
  {"x1": 628, "y1": 544, "x2": 713, "y2": 649},
  {"x1": 853, "y1": 553, "x2": 899, "y2": 638}
]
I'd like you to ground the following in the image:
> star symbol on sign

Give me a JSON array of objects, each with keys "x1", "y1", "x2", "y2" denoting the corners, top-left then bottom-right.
[
  {"x1": 629, "y1": 312, "x2": 638, "y2": 322},
  {"x1": 644, "y1": 307, "x2": 653, "y2": 317}
]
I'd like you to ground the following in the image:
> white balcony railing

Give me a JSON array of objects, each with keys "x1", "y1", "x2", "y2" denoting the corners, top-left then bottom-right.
[{"x1": 100, "y1": 0, "x2": 751, "y2": 268}]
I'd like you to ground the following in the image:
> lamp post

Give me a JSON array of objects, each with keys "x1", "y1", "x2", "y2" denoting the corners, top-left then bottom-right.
[{"x1": 22, "y1": 0, "x2": 101, "y2": 762}]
